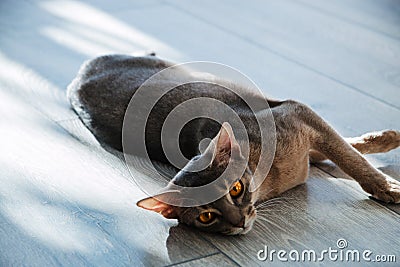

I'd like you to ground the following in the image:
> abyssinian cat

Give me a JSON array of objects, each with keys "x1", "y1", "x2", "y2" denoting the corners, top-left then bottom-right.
[{"x1": 67, "y1": 53, "x2": 400, "y2": 235}]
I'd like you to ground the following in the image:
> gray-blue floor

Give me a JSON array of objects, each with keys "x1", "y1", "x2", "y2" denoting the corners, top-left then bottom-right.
[{"x1": 0, "y1": 0, "x2": 399, "y2": 266}]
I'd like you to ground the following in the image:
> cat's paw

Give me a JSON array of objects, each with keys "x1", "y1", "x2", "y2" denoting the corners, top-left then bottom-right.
[
  {"x1": 364, "y1": 176, "x2": 400, "y2": 204},
  {"x1": 373, "y1": 130, "x2": 400, "y2": 152}
]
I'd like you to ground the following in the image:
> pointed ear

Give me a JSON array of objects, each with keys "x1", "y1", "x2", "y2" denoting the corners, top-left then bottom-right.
[
  {"x1": 208, "y1": 122, "x2": 241, "y2": 165},
  {"x1": 136, "y1": 191, "x2": 180, "y2": 219}
]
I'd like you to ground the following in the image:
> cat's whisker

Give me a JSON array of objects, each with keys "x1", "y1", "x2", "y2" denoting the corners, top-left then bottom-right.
[
  {"x1": 259, "y1": 199, "x2": 286, "y2": 205},
  {"x1": 256, "y1": 202, "x2": 281, "y2": 209},
  {"x1": 257, "y1": 210, "x2": 296, "y2": 227},
  {"x1": 256, "y1": 201, "x2": 288, "y2": 210},
  {"x1": 255, "y1": 196, "x2": 299, "y2": 211},
  {"x1": 256, "y1": 207, "x2": 285, "y2": 213},
  {"x1": 256, "y1": 204, "x2": 291, "y2": 218},
  {"x1": 254, "y1": 220, "x2": 275, "y2": 234},
  {"x1": 257, "y1": 216, "x2": 288, "y2": 232},
  {"x1": 265, "y1": 196, "x2": 294, "y2": 202},
  {"x1": 256, "y1": 208, "x2": 285, "y2": 215},
  {"x1": 255, "y1": 197, "x2": 292, "y2": 208},
  {"x1": 256, "y1": 205, "x2": 283, "y2": 212},
  {"x1": 256, "y1": 209, "x2": 282, "y2": 214},
  {"x1": 257, "y1": 199, "x2": 281, "y2": 205}
]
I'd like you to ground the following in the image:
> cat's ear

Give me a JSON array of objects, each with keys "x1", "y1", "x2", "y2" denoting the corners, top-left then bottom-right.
[
  {"x1": 208, "y1": 122, "x2": 241, "y2": 165},
  {"x1": 136, "y1": 191, "x2": 180, "y2": 219}
]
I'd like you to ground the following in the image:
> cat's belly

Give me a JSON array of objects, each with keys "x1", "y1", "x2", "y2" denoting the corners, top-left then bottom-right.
[
  {"x1": 257, "y1": 153, "x2": 309, "y2": 202},
  {"x1": 275, "y1": 153, "x2": 310, "y2": 195},
  {"x1": 255, "y1": 119, "x2": 311, "y2": 202}
]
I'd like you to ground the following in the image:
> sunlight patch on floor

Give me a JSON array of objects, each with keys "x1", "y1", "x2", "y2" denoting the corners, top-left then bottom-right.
[
  {"x1": 0, "y1": 52, "x2": 75, "y2": 121},
  {"x1": 39, "y1": 0, "x2": 182, "y2": 59}
]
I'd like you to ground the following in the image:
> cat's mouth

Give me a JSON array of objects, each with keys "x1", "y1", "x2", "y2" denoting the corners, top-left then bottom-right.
[
  {"x1": 240, "y1": 226, "x2": 253, "y2": 235},
  {"x1": 224, "y1": 223, "x2": 253, "y2": 235},
  {"x1": 224, "y1": 228, "x2": 247, "y2": 235},
  {"x1": 224, "y1": 209, "x2": 257, "y2": 235}
]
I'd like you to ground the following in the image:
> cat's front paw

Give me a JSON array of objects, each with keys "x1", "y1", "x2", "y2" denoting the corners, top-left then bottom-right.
[{"x1": 363, "y1": 176, "x2": 400, "y2": 204}]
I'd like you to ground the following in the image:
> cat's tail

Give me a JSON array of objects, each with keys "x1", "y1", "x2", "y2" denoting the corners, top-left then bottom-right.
[{"x1": 309, "y1": 130, "x2": 400, "y2": 163}]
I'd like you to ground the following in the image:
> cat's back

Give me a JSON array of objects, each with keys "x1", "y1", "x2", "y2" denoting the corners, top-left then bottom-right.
[
  {"x1": 66, "y1": 54, "x2": 173, "y2": 149},
  {"x1": 66, "y1": 54, "x2": 269, "y2": 153},
  {"x1": 67, "y1": 54, "x2": 172, "y2": 105}
]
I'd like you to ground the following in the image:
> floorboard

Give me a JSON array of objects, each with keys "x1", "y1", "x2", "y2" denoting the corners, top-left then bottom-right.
[
  {"x1": 167, "y1": 253, "x2": 238, "y2": 267},
  {"x1": 165, "y1": 0, "x2": 400, "y2": 109},
  {"x1": 294, "y1": 0, "x2": 400, "y2": 40},
  {"x1": 202, "y1": 168, "x2": 400, "y2": 266},
  {"x1": 0, "y1": 89, "x2": 217, "y2": 266},
  {"x1": 315, "y1": 162, "x2": 400, "y2": 215},
  {"x1": 1, "y1": 0, "x2": 399, "y2": 266}
]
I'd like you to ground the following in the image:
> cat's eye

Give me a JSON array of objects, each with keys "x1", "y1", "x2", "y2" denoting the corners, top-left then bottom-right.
[
  {"x1": 229, "y1": 180, "x2": 243, "y2": 198},
  {"x1": 198, "y1": 212, "x2": 216, "y2": 224}
]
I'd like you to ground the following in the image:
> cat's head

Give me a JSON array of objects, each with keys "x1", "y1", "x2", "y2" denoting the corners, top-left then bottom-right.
[{"x1": 137, "y1": 123, "x2": 257, "y2": 235}]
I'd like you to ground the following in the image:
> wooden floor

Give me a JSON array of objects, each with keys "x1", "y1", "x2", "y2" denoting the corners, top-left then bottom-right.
[{"x1": 1, "y1": 0, "x2": 400, "y2": 266}]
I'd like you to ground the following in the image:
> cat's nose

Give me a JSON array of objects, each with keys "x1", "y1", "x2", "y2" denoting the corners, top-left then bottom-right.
[{"x1": 236, "y1": 218, "x2": 245, "y2": 228}]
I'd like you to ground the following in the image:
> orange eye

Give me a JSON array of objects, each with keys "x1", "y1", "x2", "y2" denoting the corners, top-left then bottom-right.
[
  {"x1": 198, "y1": 212, "x2": 216, "y2": 224},
  {"x1": 229, "y1": 180, "x2": 243, "y2": 198}
]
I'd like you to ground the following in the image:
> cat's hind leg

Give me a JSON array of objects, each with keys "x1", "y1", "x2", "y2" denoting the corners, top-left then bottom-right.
[
  {"x1": 286, "y1": 100, "x2": 400, "y2": 203},
  {"x1": 309, "y1": 130, "x2": 400, "y2": 163}
]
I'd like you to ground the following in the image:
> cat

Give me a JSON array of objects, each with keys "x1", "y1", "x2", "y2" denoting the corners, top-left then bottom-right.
[{"x1": 67, "y1": 53, "x2": 400, "y2": 235}]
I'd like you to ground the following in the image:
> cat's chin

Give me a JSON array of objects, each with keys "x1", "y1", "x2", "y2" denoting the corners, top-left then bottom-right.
[
  {"x1": 223, "y1": 225, "x2": 253, "y2": 235},
  {"x1": 223, "y1": 218, "x2": 256, "y2": 235},
  {"x1": 223, "y1": 228, "x2": 245, "y2": 235},
  {"x1": 239, "y1": 226, "x2": 253, "y2": 235},
  {"x1": 239, "y1": 219, "x2": 256, "y2": 235}
]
